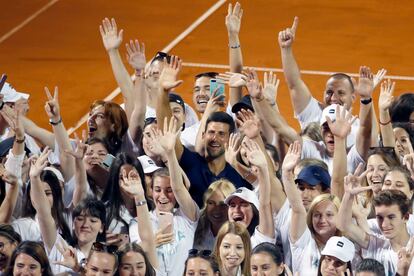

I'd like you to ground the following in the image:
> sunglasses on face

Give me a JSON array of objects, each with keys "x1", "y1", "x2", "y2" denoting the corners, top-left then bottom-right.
[{"x1": 152, "y1": 51, "x2": 171, "y2": 63}]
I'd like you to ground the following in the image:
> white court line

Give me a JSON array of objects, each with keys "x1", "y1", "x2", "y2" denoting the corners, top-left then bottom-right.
[
  {"x1": 68, "y1": 0, "x2": 227, "y2": 134},
  {"x1": 0, "y1": 0, "x2": 60, "y2": 44},
  {"x1": 182, "y1": 62, "x2": 414, "y2": 81}
]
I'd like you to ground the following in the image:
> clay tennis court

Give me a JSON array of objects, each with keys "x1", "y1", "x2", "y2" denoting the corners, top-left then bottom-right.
[{"x1": 1, "y1": 0, "x2": 414, "y2": 134}]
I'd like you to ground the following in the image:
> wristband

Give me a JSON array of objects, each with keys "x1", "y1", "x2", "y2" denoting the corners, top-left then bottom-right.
[
  {"x1": 135, "y1": 69, "x2": 143, "y2": 77},
  {"x1": 135, "y1": 199, "x2": 147, "y2": 207},
  {"x1": 0, "y1": 102, "x2": 4, "y2": 111},
  {"x1": 15, "y1": 136, "x2": 25, "y2": 144},
  {"x1": 360, "y1": 98, "x2": 372, "y2": 105},
  {"x1": 49, "y1": 118, "x2": 62, "y2": 126},
  {"x1": 229, "y1": 44, "x2": 240, "y2": 49},
  {"x1": 379, "y1": 119, "x2": 391, "y2": 125}
]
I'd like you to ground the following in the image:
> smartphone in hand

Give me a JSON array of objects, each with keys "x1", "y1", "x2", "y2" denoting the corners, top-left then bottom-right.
[
  {"x1": 158, "y1": 211, "x2": 174, "y2": 234},
  {"x1": 209, "y1": 79, "x2": 225, "y2": 101}
]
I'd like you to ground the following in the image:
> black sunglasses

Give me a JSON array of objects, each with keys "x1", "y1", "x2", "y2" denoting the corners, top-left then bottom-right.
[
  {"x1": 152, "y1": 51, "x2": 171, "y2": 64},
  {"x1": 92, "y1": 242, "x2": 118, "y2": 255},
  {"x1": 188, "y1": 249, "x2": 212, "y2": 257}
]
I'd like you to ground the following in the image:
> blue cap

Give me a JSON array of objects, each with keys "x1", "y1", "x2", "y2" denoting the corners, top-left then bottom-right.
[{"x1": 295, "y1": 165, "x2": 331, "y2": 190}]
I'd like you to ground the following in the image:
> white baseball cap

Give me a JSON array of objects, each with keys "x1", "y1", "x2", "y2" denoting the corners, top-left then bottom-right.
[
  {"x1": 138, "y1": 155, "x2": 162, "y2": 174},
  {"x1": 321, "y1": 236, "x2": 355, "y2": 263},
  {"x1": 224, "y1": 187, "x2": 259, "y2": 210},
  {"x1": 319, "y1": 104, "x2": 350, "y2": 126},
  {"x1": 1, "y1": 82, "x2": 29, "y2": 103}
]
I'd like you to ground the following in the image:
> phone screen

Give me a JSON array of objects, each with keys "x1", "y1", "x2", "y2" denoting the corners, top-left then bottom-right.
[{"x1": 210, "y1": 79, "x2": 225, "y2": 99}]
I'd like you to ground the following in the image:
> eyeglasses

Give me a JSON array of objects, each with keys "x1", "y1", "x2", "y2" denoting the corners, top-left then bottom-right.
[
  {"x1": 188, "y1": 249, "x2": 212, "y2": 257},
  {"x1": 92, "y1": 242, "x2": 118, "y2": 254}
]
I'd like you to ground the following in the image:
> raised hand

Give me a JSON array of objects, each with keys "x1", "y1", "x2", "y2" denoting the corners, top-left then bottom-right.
[
  {"x1": 357, "y1": 66, "x2": 374, "y2": 99},
  {"x1": 344, "y1": 163, "x2": 373, "y2": 195},
  {"x1": 99, "y1": 18, "x2": 123, "y2": 51},
  {"x1": 5, "y1": 108, "x2": 24, "y2": 139},
  {"x1": 0, "y1": 165, "x2": 18, "y2": 186},
  {"x1": 278, "y1": 17, "x2": 299, "y2": 49},
  {"x1": 217, "y1": 72, "x2": 247, "y2": 88},
  {"x1": 54, "y1": 242, "x2": 78, "y2": 271},
  {"x1": 120, "y1": 168, "x2": 144, "y2": 198},
  {"x1": 44, "y1": 86, "x2": 60, "y2": 123},
  {"x1": 236, "y1": 109, "x2": 261, "y2": 139},
  {"x1": 243, "y1": 138, "x2": 267, "y2": 174},
  {"x1": 65, "y1": 131, "x2": 88, "y2": 160},
  {"x1": 402, "y1": 144, "x2": 414, "y2": 179},
  {"x1": 326, "y1": 105, "x2": 356, "y2": 138},
  {"x1": 126, "y1": 39, "x2": 146, "y2": 70},
  {"x1": 159, "y1": 55, "x2": 183, "y2": 91},
  {"x1": 373, "y1": 68, "x2": 387, "y2": 89},
  {"x1": 225, "y1": 133, "x2": 241, "y2": 166},
  {"x1": 263, "y1": 71, "x2": 280, "y2": 105},
  {"x1": 397, "y1": 237, "x2": 414, "y2": 276},
  {"x1": 159, "y1": 117, "x2": 180, "y2": 153},
  {"x1": 282, "y1": 141, "x2": 301, "y2": 172},
  {"x1": 204, "y1": 87, "x2": 226, "y2": 115},
  {"x1": 225, "y1": 2, "x2": 243, "y2": 36},
  {"x1": 245, "y1": 69, "x2": 263, "y2": 99},
  {"x1": 146, "y1": 126, "x2": 166, "y2": 157},
  {"x1": 378, "y1": 79, "x2": 395, "y2": 111},
  {"x1": 29, "y1": 147, "x2": 51, "y2": 178}
]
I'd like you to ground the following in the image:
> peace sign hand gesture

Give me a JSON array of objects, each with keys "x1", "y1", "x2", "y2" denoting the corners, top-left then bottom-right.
[{"x1": 44, "y1": 86, "x2": 60, "y2": 123}]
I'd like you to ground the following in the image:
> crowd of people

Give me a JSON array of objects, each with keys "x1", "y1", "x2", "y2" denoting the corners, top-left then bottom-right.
[{"x1": 0, "y1": 2, "x2": 412, "y2": 275}]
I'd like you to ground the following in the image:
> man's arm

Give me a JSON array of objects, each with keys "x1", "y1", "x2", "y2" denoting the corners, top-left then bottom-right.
[
  {"x1": 355, "y1": 66, "x2": 374, "y2": 160},
  {"x1": 378, "y1": 79, "x2": 396, "y2": 148},
  {"x1": 155, "y1": 55, "x2": 184, "y2": 160},
  {"x1": 337, "y1": 167, "x2": 372, "y2": 249},
  {"x1": 327, "y1": 105, "x2": 356, "y2": 199},
  {"x1": 278, "y1": 17, "x2": 313, "y2": 115},
  {"x1": 226, "y1": 2, "x2": 243, "y2": 107},
  {"x1": 128, "y1": 71, "x2": 146, "y2": 142}
]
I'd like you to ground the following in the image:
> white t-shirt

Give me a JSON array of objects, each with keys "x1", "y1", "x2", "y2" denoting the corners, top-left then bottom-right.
[
  {"x1": 150, "y1": 207, "x2": 199, "y2": 276},
  {"x1": 274, "y1": 200, "x2": 292, "y2": 269},
  {"x1": 290, "y1": 228, "x2": 320, "y2": 275},
  {"x1": 296, "y1": 97, "x2": 360, "y2": 148},
  {"x1": 107, "y1": 205, "x2": 140, "y2": 243},
  {"x1": 181, "y1": 121, "x2": 201, "y2": 152},
  {"x1": 251, "y1": 227, "x2": 276, "y2": 248},
  {"x1": 362, "y1": 233, "x2": 414, "y2": 275},
  {"x1": 47, "y1": 234, "x2": 86, "y2": 275},
  {"x1": 144, "y1": 104, "x2": 199, "y2": 128},
  {"x1": 301, "y1": 140, "x2": 364, "y2": 174},
  {"x1": 12, "y1": 217, "x2": 41, "y2": 242}
]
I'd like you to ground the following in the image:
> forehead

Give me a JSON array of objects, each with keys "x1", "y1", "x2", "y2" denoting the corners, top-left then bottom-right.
[
  {"x1": 194, "y1": 76, "x2": 212, "y2": 87},
  {"x1": 325, "y1": 77, "x2": 353, "y2": 92},
  {"x1": 229, "y1": 196, "x2": 249, "y2": 205},
  {"x1": 169, "y1": 102, "x2": 184, "y2": 112},
  {"x1": 89, "y1": 252, "x2": 116, "y2": 268},
  {"x1": 206, "y1": 122, "x2": 230, "y2": 133},
  {"x1": 222, "y1": 233, "x2": 243, "y2": 244},
  {"x1": 314, "y1": 200, "x2": 336, "y2": 213},
  {"x1": 16, "y1": 253, "x2": 38, "y2": 264},
  {"x1": 393, "y1": 127, "x2": 409, "y2": 137},
  {"x1": 375, "y1": 204, "x2": 401, "y2": 216},
  {"x1": 384, "y1": 170, "x2": 406, "y2": 182},
  {"x1": 153, "y1": 175, "x2": 171, "y2": 187},
  {"x1": 186, "y1": 257, "x2": 212, "y2": 270},
  {"x1": 91, "y1": 105, "x2": 105, "y2": 115},
  {"x1": 251, "y1": 252, "x2": 273, "y2": 264},
  {"x1": 122, "y1": 251, "x2": 145, "y2": 263},
  {"x1": 88, "y1": 142, "x2": 107, "y2": 152},
  {"x1": 0, "y1": 235, "x2": 10, "y2": 243},
  {"x1": 367, "y1": 154, "x2": 387, "y2": 166},
  {"x1": 208, "y1": 190, "x2": 226, "y2": 202}
]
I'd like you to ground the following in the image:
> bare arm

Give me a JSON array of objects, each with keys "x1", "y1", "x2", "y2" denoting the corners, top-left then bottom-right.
[
  {"x1": 244, "y1": 139, "x2": 274, "y2": 238},
  {"x1": 155, "y1": 55, "x2": 184, "y2": 160},
  {"x1": 326, "y1": 105, "x2": 356, "y2": 198},
  {"x1": 161, "y1": 117, "x2": 197, "y2": 221},
  {"x1": 44, "y1": 87, "x2": 75, "y2": 182},
  {"x1": 120, "y1": 169, "x2": 158, "y2": 269},
  {"x1": 99, "y1": 18, "x2": 135, "y2": 120},
  {"x1": 355, "y1": 66, "x2": 374, "y2": 160},
  {"x1": 226, "y1": 2, "x2": 243, "y2": 106},
  {"x1": 378, "y1": 79, "x2": 396, "y2": 148},
  {"x1": 278, "y1": 17, "x2": 313, "y2": 115},
  {"x1": 0, "y1": 171, "x2": 19, "y2": 223},
  {"x1": 128, "y1": 72, "x2": 146, "y2": 142},
  {"x1": 30, "y1": 148, "x2": 57, "y2": 251},
  {"x1": 282, "y1": 142, "x2": 307, "y2": 243}
]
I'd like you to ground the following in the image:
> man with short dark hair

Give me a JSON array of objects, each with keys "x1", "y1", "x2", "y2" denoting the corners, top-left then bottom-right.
[{"x1": 338, "y1": 186, "x2": 414, "y2": 275}]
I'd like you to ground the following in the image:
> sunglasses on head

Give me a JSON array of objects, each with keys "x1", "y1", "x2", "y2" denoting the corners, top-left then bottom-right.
[
  {"x1": 92, "y1": 242, "x2": 118, "y2": 255},
  {"x1": 152, "y1": 51, "x2": 171, "y2": 64},
  {"x1": 188, "y1": 249, "x2": 212, "y2": 257}
]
